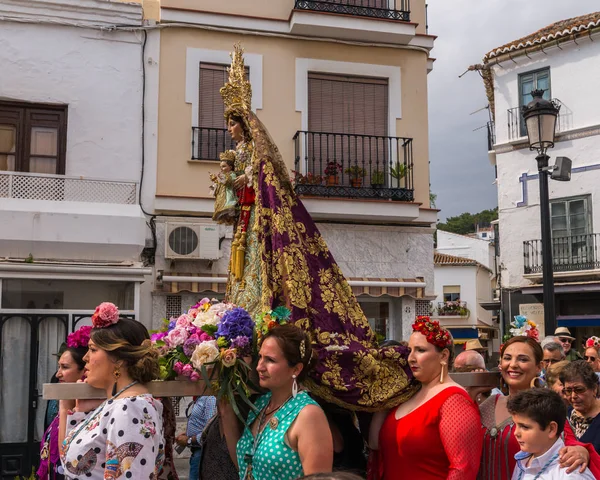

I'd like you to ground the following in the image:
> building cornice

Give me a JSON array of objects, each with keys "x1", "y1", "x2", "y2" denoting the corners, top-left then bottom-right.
[{"x1": 0, "y1": 0, "x2": 142, "y2": 27}]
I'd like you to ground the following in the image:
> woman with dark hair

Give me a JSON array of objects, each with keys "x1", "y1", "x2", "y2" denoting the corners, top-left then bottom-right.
[
  {"x1": 369, "y1": 317, "x2": 482, "y2": 480},
  {"x1": 58, "y1": 302, "x2": 165, "y2": 480},
  {"x1": 220, "y1": 324, "x2": 333, "y2": 479},
  {"x1": 560, "y1": 360, "x2": 600, "y2": 453},
  {"x1": 478, "y1": 335, "x2": 599, "y2": 479},
  {"x1": 38, "y1": 327, "x2": 90, "y2": 480}
]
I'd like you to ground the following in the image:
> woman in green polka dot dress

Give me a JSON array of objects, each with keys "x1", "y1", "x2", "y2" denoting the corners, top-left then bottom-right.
[{"x1": 220, "y1": 324, "x2": 333, "y2": 480}]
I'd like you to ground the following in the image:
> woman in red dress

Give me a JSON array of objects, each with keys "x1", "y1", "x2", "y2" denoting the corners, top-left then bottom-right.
[
  {"x1": 369, "y1": 317, "x2": 483, "y2": 480},
  {"x1": 478, "y1": 335, "x2": 600, "y2": 480}
]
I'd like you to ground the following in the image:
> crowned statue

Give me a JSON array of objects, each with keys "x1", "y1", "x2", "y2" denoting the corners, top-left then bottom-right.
[{"x1": 216, "y1": 44, "x2": 417, "y2": 410}]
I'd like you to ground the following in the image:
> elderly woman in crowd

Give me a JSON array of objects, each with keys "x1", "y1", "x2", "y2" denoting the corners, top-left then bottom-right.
[
  {"x1": 560, "y1": 360, "x2": 600, "y2": 454},
  {"x1": 59, "y1": 302, "x2": 166, "y2": 479},
  {"x1": 220, "y1": 324, "x2": 333, "y2": 480},
  {"x1": 370, "y1": 317, "x2": 483, "y2": 480},
  {"x1": 545, "y1": 360, "x2": 571, "y2": 405}
]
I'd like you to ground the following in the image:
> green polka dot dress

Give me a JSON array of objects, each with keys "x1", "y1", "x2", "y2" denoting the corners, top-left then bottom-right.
[{"x1": 237, "y1": 391, "x2": 318, "y2": 480}]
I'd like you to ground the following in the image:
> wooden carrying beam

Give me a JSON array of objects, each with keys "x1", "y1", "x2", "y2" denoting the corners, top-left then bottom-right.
[
  {"x1": 43, "y1": 380, "x2": 213, "y2": 400},
  {"x1": 43, "y1": 372, "x2": 500, "y2": 400}
]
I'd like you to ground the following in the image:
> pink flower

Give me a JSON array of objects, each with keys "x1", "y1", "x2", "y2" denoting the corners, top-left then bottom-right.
[
  {"x1": 173, "y1": 361, "x2": 184, "y2": 375},
  {"x1": 181, "y1": 364, "x2": 193, "y2": 377},
  {"x1": 176, "y1": 314, "x2": 192, "y2": 328},
  {"x1": 67, "y1": 326, "x2": 92, "y2": 348},
  {"x1": 165, "y1": 327, "x2": 189, "y2": 347},
  {"x1": 221, "y1": 348, "x2": 237, "y2": 368},
  {"x1": 91, "y1": 302, "x2": 119, "y2": 328},
  {"x1": 199, "y1": 332, "x2": 214, "y2": 342},
  {"x1": 189, "y1": 371, "x2": 200, "y2": 382}
]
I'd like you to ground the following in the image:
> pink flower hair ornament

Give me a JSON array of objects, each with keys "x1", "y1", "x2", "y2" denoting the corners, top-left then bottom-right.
[
  {"x1": 586, "y1": 336, "x2": 600, "y2": 349},
  {"x1": 66, "y1": 325, "x2": 92, "y2": 349},
  {"x1": 91, "y1": 302, "x2": 120, "y2": 329}
]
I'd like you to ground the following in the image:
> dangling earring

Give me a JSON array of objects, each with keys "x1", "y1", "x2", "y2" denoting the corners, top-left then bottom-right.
[
  {"x1": 440, "y1": 362, "x2": 447, "y2": 383},
  {"x1": 112, "y1": 365, "x2": 121, "y2": 396},
  {"x1": 292, "y1": 374, "x2": 298, "y2": 398}
]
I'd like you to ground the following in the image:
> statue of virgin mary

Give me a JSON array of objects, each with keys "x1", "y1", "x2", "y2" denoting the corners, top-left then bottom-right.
[{"x1": 219, "y1": 44, "x2": 417, "y2": 411}]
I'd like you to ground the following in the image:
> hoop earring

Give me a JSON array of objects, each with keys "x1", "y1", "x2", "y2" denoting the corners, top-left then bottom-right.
[
  {"x1": 530, "y1": 376, "x2": 546, "y2": 389},
  {"x1": 440, "y1": 362, "x2": 447, "y2": 383},
  {"x1": 112, "y1": 365, "x2": 121, "y2": 396},
  {"x1": 292, "y1": 374, "x2": 298, "y2": 398}
]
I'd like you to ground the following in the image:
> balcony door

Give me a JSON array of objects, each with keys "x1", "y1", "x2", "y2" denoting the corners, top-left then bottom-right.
[
  {"x1": 518, "y1": 69, "x2": 550, "y2": 137},
  {"x1": 307, "y1": 72, "x2": 388, "y2": 184},
  {"x1": 550, "y1": 196, "x2": 593, "y2": 270}
]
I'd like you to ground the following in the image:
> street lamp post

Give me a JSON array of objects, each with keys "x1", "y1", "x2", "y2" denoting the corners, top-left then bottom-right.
[{"x1": 522, "y1": 90, "x2": 561, "y2": 336}]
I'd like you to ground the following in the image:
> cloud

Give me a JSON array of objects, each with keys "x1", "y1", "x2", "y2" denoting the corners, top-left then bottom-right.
[{"x1": 427, "y1": 0, "x2": 599, "y2": 220}]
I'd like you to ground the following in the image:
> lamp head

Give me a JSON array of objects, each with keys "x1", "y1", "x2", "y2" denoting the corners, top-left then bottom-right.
[{"x1": 522, "y1": 89, "x2": 561, "y2": 155}]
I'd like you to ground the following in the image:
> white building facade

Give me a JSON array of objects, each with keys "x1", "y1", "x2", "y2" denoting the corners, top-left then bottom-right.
[
  {"x1": 0, "y1": 1, "x2": 149, "y2": 475},
  {"x1": 478, "y1": 13, "x2": 600, "y2": 341}
]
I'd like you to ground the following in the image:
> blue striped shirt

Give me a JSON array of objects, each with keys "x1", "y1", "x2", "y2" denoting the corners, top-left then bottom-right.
[{"x1": 186, "y1": 396, "x2": 217, "y2": 444}]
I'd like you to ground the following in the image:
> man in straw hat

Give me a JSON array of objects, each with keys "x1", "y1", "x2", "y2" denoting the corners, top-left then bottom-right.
[{"x1": 554, "y1": 327, "x2": 582, "y2": 361}]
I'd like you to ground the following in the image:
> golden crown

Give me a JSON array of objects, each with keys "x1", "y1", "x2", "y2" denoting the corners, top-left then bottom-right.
[
  {"x1": 220, "y1": 43, "x2": 252, "y2": 120},
  {"x1": 219, "y1": 150, "x2": 236, "y2": 162}
]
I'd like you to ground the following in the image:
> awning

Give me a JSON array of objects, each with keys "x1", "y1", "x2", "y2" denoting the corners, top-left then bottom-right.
[
  {"x1": 159, "y1": 273, "x2": 227, "y2": 295},
  {"x1": 557, "y1": 315, "x2": 600, "y2": 327},
  {"x1": 522, "y1": 281, "x2": 600, "y2": 294},
  {"x1": 446, "y1": 326, "x2": 478, "y2": 344},
  {"x1": 479, "y1": 301, "x2": 501, "y2": 311}
]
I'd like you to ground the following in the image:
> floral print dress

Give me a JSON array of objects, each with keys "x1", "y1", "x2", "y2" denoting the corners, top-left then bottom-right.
[{"x1": 60, "y1": 394, "x2": 165, "y2": 480}]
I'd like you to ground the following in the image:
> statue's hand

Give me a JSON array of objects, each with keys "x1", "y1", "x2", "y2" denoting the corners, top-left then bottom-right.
[{"x1": 234, "y1": 174, "x2": 247, "y2": 190}]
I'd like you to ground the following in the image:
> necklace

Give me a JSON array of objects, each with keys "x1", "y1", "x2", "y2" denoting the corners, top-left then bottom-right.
[
  {"x1": 243, "y1": 394, "x2": 294, "y2": 480},
  {"x1": 518, "y1": 453, "x2": 559, "y2": 480},
  {"x1": 63, "y1": 381, "x2": 139, "y2": 451}
]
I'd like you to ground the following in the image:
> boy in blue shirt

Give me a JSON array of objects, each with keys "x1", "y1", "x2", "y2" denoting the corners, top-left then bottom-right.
[{"x1": 508, "y1": 389, "x2": 594, "y2": 479}]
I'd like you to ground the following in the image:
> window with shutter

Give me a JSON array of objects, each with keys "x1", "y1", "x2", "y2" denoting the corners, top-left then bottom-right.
[
  {"x1": 196, "y1": 63, "x2": 249, "y2": 161},
  {"x1": 550, "y1": 196, "x2": 593, "y2": 267},
  {"x1": 0, "y1": 102, "x2": 67, "y2": 174},
  {"x1": 307, "y1": 73, "x2": 388, "y2": 182}
]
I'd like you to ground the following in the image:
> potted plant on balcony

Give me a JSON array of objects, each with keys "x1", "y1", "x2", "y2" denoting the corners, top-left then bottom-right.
[
  {"x1": 371, "y1": 169, "x2": 385, "y2": 188},
  {"x1": 345, "y1": 165, "x2": 366, "y2": 188},
  {"x1": 324, "y1": 161, "x2": 342, "y2": 186},
  {"x1": 390, "y1": 161, "x2": 407, "y2": 187},
  {"x1": 291, "y1": 170, "x2": 323, "y2": 186}
]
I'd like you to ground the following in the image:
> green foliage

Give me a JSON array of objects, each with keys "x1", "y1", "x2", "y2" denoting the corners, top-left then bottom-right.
[
  {"x1": 25, "y1": 253, "x2": 34, "y2": 263},
  {"x1": 437, "y1": 207, "x2": 498, "y2": 235},
  {"x1": 14, "y1": 468, "x2": 36, "y2": 480},
  {"x1": 390, "y1": 162, "x2": 407, "y2": 180},
  {"x1": 344, "y1": 165, "x2": 366, "y2": 178},
  {"x1": 371, "y1": 169, "x2": 385, "y2": 185}
]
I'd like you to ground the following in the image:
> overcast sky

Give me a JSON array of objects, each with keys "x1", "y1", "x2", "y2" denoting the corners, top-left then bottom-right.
[{"x1": 427, "y1": 0, "x2": 598, "y2": 221}]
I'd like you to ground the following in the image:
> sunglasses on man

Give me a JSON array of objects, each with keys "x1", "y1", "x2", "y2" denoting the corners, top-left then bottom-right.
[
  {"x1": 584, "y1": 355, "x2": 598, "y2": 362},
  {"x1": 558, "y1": 337, "x2": 572, "y2": 344}
]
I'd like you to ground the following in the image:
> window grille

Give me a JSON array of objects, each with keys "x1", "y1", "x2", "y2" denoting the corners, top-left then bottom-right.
[
  {"x1": 166, "y1": 295, "x2": 182, "y2": 319},
  {"x1": 415, "y1": 300, "x2": 431, "y2": 317}
]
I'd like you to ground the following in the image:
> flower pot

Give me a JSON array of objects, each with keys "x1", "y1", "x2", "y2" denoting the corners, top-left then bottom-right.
[
  {"x1": 327, "y1": 175, "x2": 339, "y2": 186},
  {"x1": 350, "y1": 178, "x2": 363, "y2": 188}
]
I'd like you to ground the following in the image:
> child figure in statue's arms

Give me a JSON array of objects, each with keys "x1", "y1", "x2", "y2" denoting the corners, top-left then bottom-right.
[{"x1": 210, "y1": 150, "x2": 238, "y2": 225}]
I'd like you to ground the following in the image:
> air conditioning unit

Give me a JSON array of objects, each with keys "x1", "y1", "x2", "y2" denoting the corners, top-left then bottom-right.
[{"x1": 165, "y1": 222, "x2": 222, "y2": 260}]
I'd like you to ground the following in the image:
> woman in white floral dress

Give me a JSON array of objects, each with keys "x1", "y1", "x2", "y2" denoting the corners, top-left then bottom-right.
[{"x1": 58, "y1": 302, "x2": 165, "y2": 480}]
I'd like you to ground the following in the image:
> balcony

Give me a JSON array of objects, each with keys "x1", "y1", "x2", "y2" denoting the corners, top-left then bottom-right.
[
  {"x1": 0, "y1": 171, "x2": 145, "y2": 261},
  {"x1": 507, "y1": 99, "x2": 565, "y2": 141},
  {"x1": 436, "y1": 301, "x2": 470, "y2": 317},
  {"x1": 294, "y1": 0, "x2": 411, "y2": 22},
  {"x1": 192, "y1": 127, "x2": 236, "y2": 161},
  {"x1": 524, "y1": 234, "x2": 600, "y2": 275},
  {"x1": 293, "y1": 131, "x2": 414, "y2": 202}
]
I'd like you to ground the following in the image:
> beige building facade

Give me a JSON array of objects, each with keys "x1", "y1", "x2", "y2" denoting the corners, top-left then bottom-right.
[{"x1": 146, "y1": 0, "x2": 438, "y2": 340}]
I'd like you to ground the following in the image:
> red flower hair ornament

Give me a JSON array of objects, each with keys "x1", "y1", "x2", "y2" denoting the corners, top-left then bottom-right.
[
  {"x1": 91, "y1": 302, "x2": 120, "y2": 328},
  {"x1": 412, "y1": 316, "x2": 452, "y2": 349}
]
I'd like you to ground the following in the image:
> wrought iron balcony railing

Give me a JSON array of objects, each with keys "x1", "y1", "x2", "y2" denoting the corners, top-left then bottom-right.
[
  {"x1": 293, "y1": 131, "x2": 414, "y2": 201},
  {"x1": 437, "y1": 301, "x2": 469, "y2": 317},
  {"x1": 523, "y1": 233, "x2": 600, "y2": 274},
  {"x1": 294, "y1": 0, "x2": 410, "y2": 22},
  {"x1": 192, "y1": 127, "x2": 236, "y2": 161},
  {"x1": 507, "y1": 98, "x2": 564, "y2": 141}
]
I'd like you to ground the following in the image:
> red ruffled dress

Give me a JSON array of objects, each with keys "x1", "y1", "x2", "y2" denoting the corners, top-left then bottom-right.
[{"x1": 378, "y1": 386, "x2": 483, "y2": 480}]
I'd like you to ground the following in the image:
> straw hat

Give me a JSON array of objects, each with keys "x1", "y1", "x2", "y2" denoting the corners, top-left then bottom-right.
[
  {"x1": 553, "y1": 327, "x2": 575, "y2": 340},
  {"x1": 465, "y1": 339, "x2": 485, "y2": 351}
]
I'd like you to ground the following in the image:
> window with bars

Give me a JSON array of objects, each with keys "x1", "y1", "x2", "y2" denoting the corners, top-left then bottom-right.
[
  {"x1": 0, "y1": 101, "x2": 67, "y2": 174},
  {"x1": 415, "y1": 300, "x2": 432, "y2": 317},
  {"x1": 166, "y1": 295, "x2": 182, "y2": 319},
  {"x1": 196, "y1": 63, "x2": 249, "y2": 161}
]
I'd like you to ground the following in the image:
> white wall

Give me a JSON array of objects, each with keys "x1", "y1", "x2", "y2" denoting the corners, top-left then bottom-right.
[
  {"x1": 493, "y1": 36, "x2": 600, "y2": 144},
  {"x1": 437, "y1": 230, "x2": 494, "y2": 271},
  {"x1": 434, "y1": 265, "x2": 476, "y2": 318},
  {"x1": 0, "y1": 22, "x2": 143, "y2": 182}
]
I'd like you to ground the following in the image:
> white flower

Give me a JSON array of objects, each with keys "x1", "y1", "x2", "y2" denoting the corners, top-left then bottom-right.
[
  {"x1": 193, "y1": 310, "x2": 218, "y2": 328},
  {"x1": 190, "y1": 341, "x2": 219, "y2": 369}
]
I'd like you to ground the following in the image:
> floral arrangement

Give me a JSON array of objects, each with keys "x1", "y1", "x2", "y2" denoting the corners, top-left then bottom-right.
[
  {"x1": 67, "y1": 326, "x2": 92, "y2": 349},
  {"x1": 586, "y1": 336, "x2": 600, "y2": 349},
  {"x1": 437, "y1": 300, "x2": 470, "y2": 317},
  {"x1": 412, "y1": 316, "x2": 452, "y2": 349},
  {"x1": 152, "y1": 298, "x2": 257, "y2": 421},
  {"x1": 503, "y1": 315, "x2": 539, "y2": 343},
  {"x1": 91, "y1": 302, "x2": 119, "y2": 328},
  {"x1": 324, "y1": 161, "x2": 342, "y2": 176},
  {"x1": 255, "y1": 306, "x2": 291, "y2": 343}
]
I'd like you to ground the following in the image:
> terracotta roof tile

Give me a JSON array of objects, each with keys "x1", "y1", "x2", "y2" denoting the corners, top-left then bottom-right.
[
  {"x1": 485, "y1": 11, "x2": 600, "y2": 60},
  {"x1": 434, "y1": 252, "x2": 490, "y2": 272}
]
